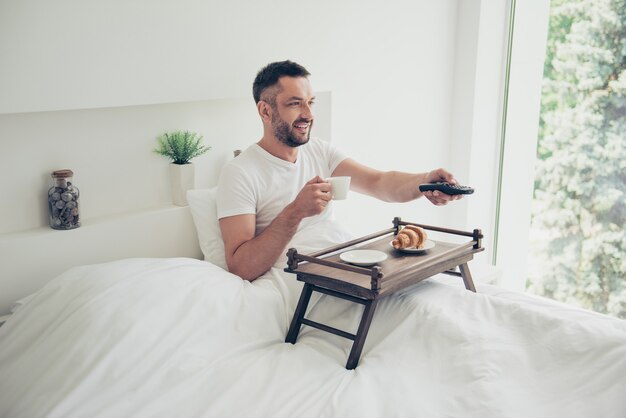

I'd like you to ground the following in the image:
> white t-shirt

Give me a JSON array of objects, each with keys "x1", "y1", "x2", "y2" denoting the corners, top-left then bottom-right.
[{"x1": 216, "y1": 138, "x2": 347, "y2": 236}]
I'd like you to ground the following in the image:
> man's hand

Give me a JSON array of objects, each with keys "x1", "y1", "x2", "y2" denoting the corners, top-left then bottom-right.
[
  {"x1": 290, "y1": 176, "x2": 332, "y2": 216},
  {"x1": 421, "y1": 168, "x2": 463, "y2": 206}
]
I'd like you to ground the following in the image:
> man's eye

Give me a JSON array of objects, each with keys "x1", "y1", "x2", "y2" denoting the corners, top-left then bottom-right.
[
  {"x1": 288, "y1": 102, "x2": 300, "y2": 107},
  {"x1": 309, "y1": 101, "x2": 315, "y2": 106}
]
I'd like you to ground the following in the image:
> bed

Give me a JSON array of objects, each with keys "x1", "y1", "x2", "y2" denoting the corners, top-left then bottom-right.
[{"x1": 0, "y1": 188, "x2": 625, "y2": 418}]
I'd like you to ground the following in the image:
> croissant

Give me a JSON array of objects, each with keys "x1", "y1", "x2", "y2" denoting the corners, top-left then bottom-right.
[{"x1": 392, "y1": 225, "x2": 428, "y2": 249}]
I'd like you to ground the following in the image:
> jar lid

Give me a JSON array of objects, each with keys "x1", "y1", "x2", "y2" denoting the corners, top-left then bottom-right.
[{"x1": 51, "y1": 169, "x2": 74, "y2": 178}]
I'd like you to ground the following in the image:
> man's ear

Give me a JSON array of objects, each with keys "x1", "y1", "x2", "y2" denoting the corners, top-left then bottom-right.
[{"x1": 257, "y1": 101, "x2": 272, "y2": 122}]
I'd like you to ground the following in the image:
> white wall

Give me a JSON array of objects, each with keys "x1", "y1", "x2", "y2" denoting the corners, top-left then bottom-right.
[
  {"x1": 448, "y1": 0, "x2": 511, "y2": 259},
  {"x1": 0, "y1": 0, "x2": 456, "y2": 113},
  {"x1": 0, "y1": 0, "x2": 470, "y2": 234},
  {"x1": 330, "y1": 1, "x2": 460, "y2": 235}
]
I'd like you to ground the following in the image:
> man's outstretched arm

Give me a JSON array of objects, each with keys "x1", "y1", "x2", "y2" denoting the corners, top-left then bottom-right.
[{"x1": 331, "y1": 158, "x2": 463, "y2": 205}]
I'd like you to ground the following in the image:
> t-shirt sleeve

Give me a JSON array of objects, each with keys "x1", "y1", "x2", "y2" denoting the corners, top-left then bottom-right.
[
  {"x1": 216, "y1": 163, "x2": 256, "y2": 219},
  {"x1": 324, "y1": 139, "x2": 348, "y2": 174}
]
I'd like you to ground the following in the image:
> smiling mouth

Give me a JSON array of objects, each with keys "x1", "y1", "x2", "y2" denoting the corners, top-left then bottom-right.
[
  {"x1": 293, "y1": 121, "x2": 310, "y2": 132},
  {"x1": 293, "y1": 119, "x2": 311, "y2": 131}
]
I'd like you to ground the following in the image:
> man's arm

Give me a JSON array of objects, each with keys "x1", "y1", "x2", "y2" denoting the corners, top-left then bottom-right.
[
  {"x1": 331, "y1": 158, "x2": 462, "y2": 205},
  {"x1": 219, "y1": 176, "x2": 331, "y2": 281}
]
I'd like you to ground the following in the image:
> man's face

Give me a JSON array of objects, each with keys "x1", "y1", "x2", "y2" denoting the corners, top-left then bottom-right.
[{"x1": 267, "y1": 76, "x2": 315, "y2": 147}]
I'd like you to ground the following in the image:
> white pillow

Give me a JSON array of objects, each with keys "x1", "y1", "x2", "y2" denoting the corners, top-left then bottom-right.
[{"x1": 186, "y1": 187, "x2": 228, "y2": 270}]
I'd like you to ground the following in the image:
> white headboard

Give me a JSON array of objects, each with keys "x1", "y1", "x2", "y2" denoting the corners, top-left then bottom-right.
[
  {"x1": 0, "y1": 206, "x2": 202, "y2": 315},
  {"x1": 0, "y1": 94, "x2": 332, "y2": 315}
]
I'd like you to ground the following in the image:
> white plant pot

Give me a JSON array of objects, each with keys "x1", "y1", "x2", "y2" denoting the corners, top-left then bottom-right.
[{"x1": 169, "y1": 163, "x2": 195, "y2": 206}]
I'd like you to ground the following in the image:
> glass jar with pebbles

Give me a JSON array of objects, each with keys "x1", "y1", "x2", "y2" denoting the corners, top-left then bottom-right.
[{"x1": 48, "y1": 169, "x2": 80, "y2": 230}]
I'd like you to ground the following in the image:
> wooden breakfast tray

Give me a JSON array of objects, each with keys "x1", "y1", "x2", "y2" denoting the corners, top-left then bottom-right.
[{"x1": 284, "y1": 217, "x2": 484, "y2": 369}]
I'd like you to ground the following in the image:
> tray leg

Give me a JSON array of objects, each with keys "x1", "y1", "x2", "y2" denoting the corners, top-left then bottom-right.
[
  {"x1": 285, "y1": 283, "x2": 314, "y2": 344},
  {"x1": 459, "y1": 263, "x2": 476, "y2": 292},
  {"x1": 346, "y1": 299, "x2": 379, "y2": 370}
]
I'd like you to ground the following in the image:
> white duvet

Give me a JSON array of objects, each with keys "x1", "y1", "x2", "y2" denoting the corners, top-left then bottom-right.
[{"x1": 1, "y1": 223, "x2": 625, "y2": 418}]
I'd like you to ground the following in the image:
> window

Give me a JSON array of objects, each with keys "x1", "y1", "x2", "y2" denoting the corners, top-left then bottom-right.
[
  {"x1": 526, "y1": 0, "x2": 625, "y2": 319},
  {"x1": 496, "y1": 0, "x2": 625, "y2": 319}
]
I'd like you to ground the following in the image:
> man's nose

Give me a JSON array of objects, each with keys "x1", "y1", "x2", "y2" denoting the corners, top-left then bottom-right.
[{"x1": 301, "y1": 103, "x2": 314, "y2": 120}]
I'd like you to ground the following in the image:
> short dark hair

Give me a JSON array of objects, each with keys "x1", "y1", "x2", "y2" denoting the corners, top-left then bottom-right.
[{"x1": 252, "y1": 60, "x2": 311, "y2": 104}]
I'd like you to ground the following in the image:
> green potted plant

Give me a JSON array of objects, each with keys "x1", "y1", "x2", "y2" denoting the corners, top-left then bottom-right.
[{"x1": 154, "y1": 130, "x2": 210, "y2": 206}]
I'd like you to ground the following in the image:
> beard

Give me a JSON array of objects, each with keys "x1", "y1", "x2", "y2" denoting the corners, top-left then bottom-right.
[{"x1": 272, "y1": 112, "x2": 312, "y2": 148}]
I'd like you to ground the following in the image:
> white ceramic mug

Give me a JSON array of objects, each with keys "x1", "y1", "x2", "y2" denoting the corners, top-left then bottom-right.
[{"x1": 326, "y1": 176, "x2": 351, "y2": 200}]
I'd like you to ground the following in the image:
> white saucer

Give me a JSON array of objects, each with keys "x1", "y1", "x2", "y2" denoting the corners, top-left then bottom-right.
[
  {"x1": 339, "y1": 249, "x2": 388, "y2": 266},
  {"x1": 389, "y1": 239, "x2": 436, "y2": 253}
]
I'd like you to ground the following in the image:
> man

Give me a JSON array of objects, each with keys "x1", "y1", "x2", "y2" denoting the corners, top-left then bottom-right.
[{"x1": 217, "y1": 60, "x2": 462, "y2": 281}]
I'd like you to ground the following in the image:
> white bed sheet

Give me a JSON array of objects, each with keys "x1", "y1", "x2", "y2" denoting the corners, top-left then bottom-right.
[{"x1": 1, "y1": 223, "x2": 625, "y2": 418}]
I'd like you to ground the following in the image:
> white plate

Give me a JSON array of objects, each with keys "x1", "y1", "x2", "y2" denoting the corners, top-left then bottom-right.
[
  {"x1": 389, "y1": 239, "x2": 436, "y2": 253},
  {"x1": 339, "y1": 250, "x2": 388, "y2": 266}
]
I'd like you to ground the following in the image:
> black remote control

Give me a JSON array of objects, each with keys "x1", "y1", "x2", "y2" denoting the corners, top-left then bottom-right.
[{"x1": 419, "y1": 182, "x2": 474, "y2": 195}]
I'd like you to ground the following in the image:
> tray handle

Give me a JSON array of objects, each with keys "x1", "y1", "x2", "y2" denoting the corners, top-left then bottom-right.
[{"x1": 393, "y1": 217, "x2": 483, "y2": 249}]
